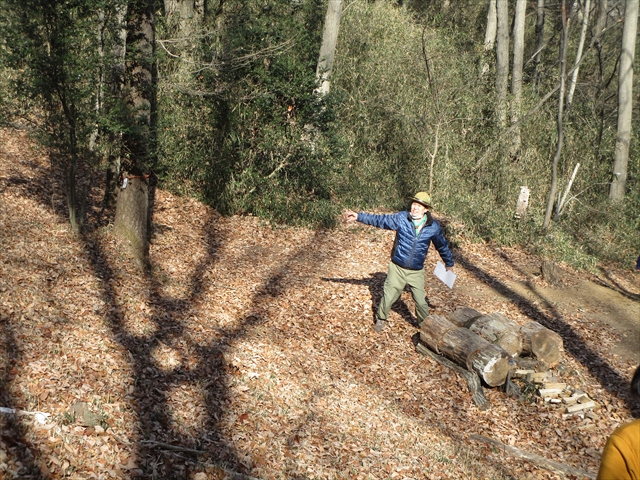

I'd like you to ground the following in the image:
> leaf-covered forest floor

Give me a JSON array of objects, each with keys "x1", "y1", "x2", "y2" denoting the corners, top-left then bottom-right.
[{"x1": 1, "y1": 127, "x2": 639, "y2": 480}]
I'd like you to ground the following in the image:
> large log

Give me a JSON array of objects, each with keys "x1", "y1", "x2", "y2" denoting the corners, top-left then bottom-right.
[
  {"x1": 446, "y1": 307, "x2": 482, "y2": 328},
  {"x1": 414, "y1": 341, "x2": 491, "y2": 411},
  {"x1": 466, "y1": 313, "x2": 523, "y2": 357},
  {"x1": 420, "y1": 315, "x2": 511, "y2": 387},
  {"x1": 520, "y1": 321, "x2": 564, "y2": 367}
]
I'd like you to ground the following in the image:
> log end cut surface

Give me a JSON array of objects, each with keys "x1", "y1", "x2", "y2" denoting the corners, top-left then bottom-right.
[{"x1": 470, "y1": 344, "x2": 511, "y2": 387}]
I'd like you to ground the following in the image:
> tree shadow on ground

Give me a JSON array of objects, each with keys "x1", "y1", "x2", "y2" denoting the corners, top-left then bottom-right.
[
  {"x1": 458, "y1": 249, "x2": 640, "y2": 417},
  {"x1": 321, "y1": 273, "x2": 427, "y2": 327},
  {"x1": 594, "y1": 266, "x2": 640, "y2": 302},
  {"x1": 0, "y1": 316, "x2": 46, "y2": 477}
]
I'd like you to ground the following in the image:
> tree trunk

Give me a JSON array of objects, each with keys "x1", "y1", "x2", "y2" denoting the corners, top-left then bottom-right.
[
  {"x1": 495, "y1": 0, "x2": 509, "y2": 127},
  {"x1": 533, "y1": 0, "x2": 545, "y2": 86},
  {"x1": 510, "y1": 0, "x2": 526, "y2": 154},
  {"x1": 467, "y1": 313, "x2": 524, "y2": 358},
  {"x1": 114, "y1": 0, "x2": 156, "y2": 270},
  {"x1": 420, "y1": 315, "x2": 511, "y2": 387},
  {"x1": 162, "y1": 0, "x2": 203, "y2": 84},
  {"x1": 593, "y1": 0, "x2": 608, "y2": 46},
  {"x1": 484, "y1": 0, "x2": 497, "y2": 51},
  {"x1": 481, "y1": 0, "x2": 497, "y2": 78},
  {"x1": 543, "y1": 0, "x2": 569, "y2": 229},
  {"x1": 315, "y1": 0, "x2": 343, "y2": 95},
  {"x1": 520, "y1": 321, "x2": 564, "y2": 367},
  {"x1": 89, "y1": 10, "x2": 106, "y2": 152},
  {"x1": 164, "y1": 0, "x2": 199, "y2": 38},
  {"x1": 566, "y1": 0, "x2": 591, "y2": 107},
  {"x1": 114, "y1": 175, "x2": 150, "y2": 270},
  {"x1": 609, "y1": 0, "x2": 638, "y2": 202}
]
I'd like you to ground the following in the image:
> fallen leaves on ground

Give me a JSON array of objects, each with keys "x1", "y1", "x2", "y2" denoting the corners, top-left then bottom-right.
[{"x1": 0, "y1": 127, "x2": 638, "y2": 479}]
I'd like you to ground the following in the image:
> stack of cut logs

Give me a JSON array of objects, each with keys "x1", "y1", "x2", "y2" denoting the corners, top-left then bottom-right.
[
  {"x1": 513, "y1": 369, "x2": 599, "y2": 417},
  {"x1": 418, "y1": 307, "x2": 565, "y2": 387}
]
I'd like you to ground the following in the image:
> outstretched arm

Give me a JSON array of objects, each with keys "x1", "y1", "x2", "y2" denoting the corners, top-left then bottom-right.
[{"x1": 343, "y1": 209, "x2": 358, "y2": 223}]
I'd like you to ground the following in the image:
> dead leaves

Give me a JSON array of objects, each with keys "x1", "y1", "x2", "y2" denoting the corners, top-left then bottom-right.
[{"x1": 0, "y1": 127, "x2": 639, "y2": 479}]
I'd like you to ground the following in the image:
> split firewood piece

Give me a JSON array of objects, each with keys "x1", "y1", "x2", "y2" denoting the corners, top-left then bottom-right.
[
  {"x1": 527, "y1": 371, "x2": 552, "y2": 383},
  {"x1": 542, "y1": 382, "x2": 567, "y2": 390},
  {"x1": 520, "y1": 321, "x2": 564, "y2": 367},
  {"x1": 513, "y1": 369, "x2": 535, "y2": 378},
  {"x1": 466, "y1": 313, "x2": 523, "y2": 357},
  {"x1": 420, "y1": 315, "x2": 511, "y2": 387},
  {"x1": 566, "y1": 400, "x2": 596, "y2": 413},
  {"x1": 445, "y1": 307, "x2": 483, "y2": 328},
  {"x1": 538, "y1": 388, "x2": 564, "y2": 397},
  {"x1": 562, "y1": 395, "x2": 583, "y2": 405}
]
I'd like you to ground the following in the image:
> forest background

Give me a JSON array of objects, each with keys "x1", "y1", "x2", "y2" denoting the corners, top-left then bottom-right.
[
  {"x1": 0, "y1": 0, "x2": 638, "y2": 269},
  {"x1": 0, "y1": 1, "x2": 640, "y2": 479}
]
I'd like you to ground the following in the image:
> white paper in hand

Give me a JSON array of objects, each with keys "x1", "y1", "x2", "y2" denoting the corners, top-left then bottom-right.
[{"x1": 433, "y1": 261, "x2": 456, "y2": 289}]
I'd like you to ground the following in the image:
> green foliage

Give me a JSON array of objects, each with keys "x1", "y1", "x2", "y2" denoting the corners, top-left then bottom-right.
[
  {"x1": 331, "y1": 0, "x2": 638, "y2": 270},
  {"x1": 2, "y1": 0, "x2": 102, "y2": 150},
  {"x1": 0, "y1": 0, "x2": 637, "y2": 269},
  {"x1": 156, "y1": 0, "x2": 345, "y2": 226}
]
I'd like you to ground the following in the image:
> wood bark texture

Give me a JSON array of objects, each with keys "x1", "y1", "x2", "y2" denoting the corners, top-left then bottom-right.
[
  {"x1": 520, "y1": 321, "x2": 564, "y2": 367},
  {"x1": 541, "y1": 260, "x2": 560, "y2": 285},
  {"x1": 495, "y1": 0, "x2": 509, "y2": 127},
  {"x1": 467, "y1": 313, "x2": 523, "y2": 357},
  {"x1": 609, "y1": 0, "x2": 638, "y2": 201},
  {"x1": 420, "y1": 315, "x2": 511, "y2": 386},
  {"x1": 415, "y1": 341, "x2": 491, "y2": 410},
  {"x1": 316, "y1": 0, "x2": 343, "y2": 95},
  {"x1": 484, "y1": 0, "x2": 497, "y2": 51},
  {"x1": 114, "y1": 176, "x2": 150, "y2": 270},
  {"x1": 446, "y1": 307, "x2": 482, "y2": 328},
  {"x1": 510, "y1": 0, "x2": 526, "y2": 153}
]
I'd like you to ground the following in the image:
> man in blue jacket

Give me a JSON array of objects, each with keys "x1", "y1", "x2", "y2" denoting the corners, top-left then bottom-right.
[{"x1": 344, "y1": 192, "x2": 454, "y2": 332}]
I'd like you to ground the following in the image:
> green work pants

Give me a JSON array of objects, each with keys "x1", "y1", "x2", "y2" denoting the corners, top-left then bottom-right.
[{"x1": 377, "y1": 262, "x2": 429, "y2": 323}]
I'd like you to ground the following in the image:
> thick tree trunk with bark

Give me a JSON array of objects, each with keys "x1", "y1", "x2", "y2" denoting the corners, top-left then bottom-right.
[
  {"x1": 495, "y1": 0, "x2": 509, "y2": 127},
  {"x1": 609, "y1": 0, "x2": 638, "y2": 202},
  {"x1": 114, "y1": 175, "x2": 150, "y2": 269},
  {"x1": 446, "y1": 307, "x2": 482, "y2": 328},
  {"x1": 114, "y1": 0, "x2": 156, "y2": 270},
  {"x1": 164, "y1": 0, "x2": 200, "y2": 38},
  {"x1": 467, "y1": 313, "x2": 524, "y2": 358},
  {"x1": 420, "y1": 315, "x2": 511, "y2": 386},
  {"x1": 520, "y1": 321, "x2": 564, "y2": 367},
  {"x1": 316, "y1": 0, "x2": 343, "y2": 95}
]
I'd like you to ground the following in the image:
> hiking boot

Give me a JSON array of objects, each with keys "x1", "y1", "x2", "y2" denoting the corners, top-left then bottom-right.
[{"x1": 374, "y1": 316, "x2": 387, "y2": 333}]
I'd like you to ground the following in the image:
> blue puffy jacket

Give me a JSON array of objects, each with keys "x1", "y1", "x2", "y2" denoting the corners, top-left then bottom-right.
[{"x1": 357, "y1": 211, "x2": 454, "y2": 270}]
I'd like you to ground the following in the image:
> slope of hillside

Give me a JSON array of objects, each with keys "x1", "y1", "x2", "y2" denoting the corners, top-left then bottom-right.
[{"x1": 1, "y1": 127, "x2": 639, "y2": 479}]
